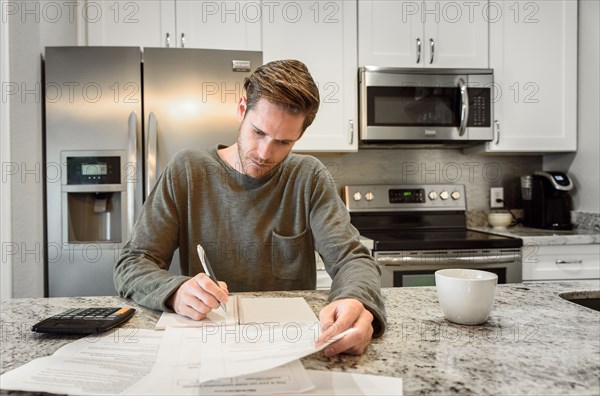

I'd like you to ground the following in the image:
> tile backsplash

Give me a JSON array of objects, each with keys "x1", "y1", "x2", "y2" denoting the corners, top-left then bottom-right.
[
  {"x1": 572, "y1": 212, "x2": 600, "y2": 233},
  {"x1": 312, "y1": 148, "x2": 543, "y2": 211}
]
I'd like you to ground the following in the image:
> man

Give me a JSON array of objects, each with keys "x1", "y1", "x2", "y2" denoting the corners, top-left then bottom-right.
[{"x1": 114, "y1": 60, "x2": 386, "y2": 356}]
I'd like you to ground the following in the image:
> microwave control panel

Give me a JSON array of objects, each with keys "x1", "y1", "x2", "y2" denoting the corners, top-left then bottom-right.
[{"x1": 467, "y1": 87, "x2": 491, "y2": 127}]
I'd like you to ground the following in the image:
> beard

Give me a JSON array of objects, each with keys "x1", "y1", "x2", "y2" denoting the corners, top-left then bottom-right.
[{"x1": 236, "y1": 134, "x2": 277, "y2": 178}]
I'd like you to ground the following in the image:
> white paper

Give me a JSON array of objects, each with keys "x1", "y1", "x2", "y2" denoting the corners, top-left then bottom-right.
[
  {"x1": 238, "y1": 297, "x2": 319, "y2": 324},
  {"x1": 133, "y1": 323, "x2": 352, "y2": 393},
  {"x1": 0, "y1": 328, "x2": 162, "y2": 395},
  {"x1": 303, "y1": 370, "x2": 403, "y2": 395},
  {"x1": 128, "y1": 360, "x2": 314, "y2": 395},
  {"x1": 1, "y1": 324, "x2": 400, "y2": 396},
  {"x1": 155, "y1": 297, "x2": 237, "y2": 329},
  {"x1": 155, "y1": 296, "x2": 318, "y2": 330}
]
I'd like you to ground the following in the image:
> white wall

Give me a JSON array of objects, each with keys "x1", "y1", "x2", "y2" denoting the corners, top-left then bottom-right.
[
  {"x1": 6, "y1": 2, "x2": 78, "y2": 298},
  {"x1": 1, "y1": 4, "x2": 12, "y2": 300},
  {"x1": 544, "y1": 0, "x2": 600, "y2": 213}
]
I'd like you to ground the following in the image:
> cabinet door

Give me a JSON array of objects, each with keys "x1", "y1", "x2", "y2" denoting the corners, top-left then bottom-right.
[
  {"x1": 358, "y1": 0, "x2": 422, "y2": 67},
  {"x1": 423, "y1": 0, "x2": 488, "y2": 68},
  {"x1": 175, "y1": 0, "x2": 261, "y2": 50},
  {"x1": 86, "y1": 0, "x2": 176, "y2": 47},
  {"x1": 477, "y1": 0, "x2": 577, "y2": 153},
  {"x1": 263, "y1": 0, "x2": 358, "y2": 152},
  {"x1": 522, "y1": 244, "x2": 600, "y2": 281}
]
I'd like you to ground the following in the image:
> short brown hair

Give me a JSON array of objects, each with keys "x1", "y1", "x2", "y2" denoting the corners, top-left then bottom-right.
[{"x1": 243, "y1": 60, "x2": 320, "y2": 132}]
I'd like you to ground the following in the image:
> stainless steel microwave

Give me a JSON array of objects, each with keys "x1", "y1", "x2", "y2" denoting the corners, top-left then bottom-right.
[{"x1": 359, "y1": 67, "x2": 494, "y2": 144}]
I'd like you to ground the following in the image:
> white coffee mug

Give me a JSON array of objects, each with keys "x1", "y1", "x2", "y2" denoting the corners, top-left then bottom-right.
[{"x1": 435, "y1": 269, "x2": 498, "y2": 325}]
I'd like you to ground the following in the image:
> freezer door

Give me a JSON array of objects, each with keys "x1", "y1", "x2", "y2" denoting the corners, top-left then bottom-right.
[
  {"x1": 45, "y1": 47, "x2": 143, "y2": 296},
  {"x1": 142, "y1": 48, "x2": 262, "y2": 195}
]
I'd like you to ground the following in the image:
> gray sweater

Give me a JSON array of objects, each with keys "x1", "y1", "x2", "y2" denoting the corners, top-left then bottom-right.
[{"x1": 114, "y1": 147, "x2": 386, "y2": 336}]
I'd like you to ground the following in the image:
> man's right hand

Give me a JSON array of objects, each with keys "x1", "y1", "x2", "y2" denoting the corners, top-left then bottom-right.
[{"x1": 166, "y1": 273, "x2": 228, "y2": 320}]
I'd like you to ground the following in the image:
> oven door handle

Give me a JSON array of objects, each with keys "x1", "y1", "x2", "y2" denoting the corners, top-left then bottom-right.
[{"x1": 376, "y1": 255, "x2": 516, "y2": 266}]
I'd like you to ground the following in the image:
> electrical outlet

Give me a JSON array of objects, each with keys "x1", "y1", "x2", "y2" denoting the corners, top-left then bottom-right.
[{"x1": 490, "y1": 187, "x2": 504, "y2": 208}]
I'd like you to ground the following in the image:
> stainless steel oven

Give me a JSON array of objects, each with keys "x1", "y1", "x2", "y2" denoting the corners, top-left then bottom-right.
[
  {"x1": 345, "y1": 184, "x2": 522, "y2": 287},
  {"x1": 359, "y1": 67, "x2": 494, "y2": 144}
]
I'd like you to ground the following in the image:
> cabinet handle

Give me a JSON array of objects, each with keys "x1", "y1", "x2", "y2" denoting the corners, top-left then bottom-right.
[
  {"x1": 166, "y1": 33, "x2": 170, "y2": 48},
  {"x1": 181, "y1": 33, "x2": 185, "y2": 48},
  {"x1": 494, "y1": 120, "x2": 501, "y2": 144},
  {"x1": 416, "y1": 38, "x2": 421, "y2": 64},
  {"x1": 555, "y1": 259, "x2": 583, "y2": 265},
  {"x1": 348, "y1": 119, "x2": 354, "y2": 145},
  {"x1": 429, "y1": 38, "x2": 435, "y2": 64}
]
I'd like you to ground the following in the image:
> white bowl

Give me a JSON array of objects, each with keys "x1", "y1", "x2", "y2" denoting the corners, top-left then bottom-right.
[
  {"x1": 487, "y1": 212, "x2": 512, "y2": 229},
  {"x1": 435, "y1": 269, "x2": 498, "y2": 325}
]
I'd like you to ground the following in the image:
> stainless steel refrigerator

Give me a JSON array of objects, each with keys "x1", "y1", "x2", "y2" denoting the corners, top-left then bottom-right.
[{"x1": 44, "y1": 46, "x2": 262, "y2": 297}]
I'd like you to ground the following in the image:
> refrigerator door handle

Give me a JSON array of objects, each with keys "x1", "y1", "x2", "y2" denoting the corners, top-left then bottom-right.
[
  {"x1": 126, "y1": 111, "x2": 139, "y2": 234},
  {"x1": 146, "y1": 112, "x2": 158, "y2": 198}
]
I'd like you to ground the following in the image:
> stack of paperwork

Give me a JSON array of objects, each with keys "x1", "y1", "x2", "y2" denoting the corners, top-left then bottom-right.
[{"x1": 1, "y1": 297, "x2": 402, "y2": 395}]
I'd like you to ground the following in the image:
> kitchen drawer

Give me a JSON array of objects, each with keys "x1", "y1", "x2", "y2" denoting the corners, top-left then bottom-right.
[{"x1": 523, "y1": 244, "x2": 600, "y2": 281}]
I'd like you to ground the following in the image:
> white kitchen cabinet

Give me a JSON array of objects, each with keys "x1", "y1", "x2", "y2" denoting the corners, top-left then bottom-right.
[
  {"x1": 466, "y1": 0, "x2": 577, "y2": 154},
  {"x1": 85, "y1": 0, "x2": 261, "y2": 50},
  {"x1": 86, "y1": 0, "x2": 175, "y2": 47},
  {"x1": 263, "y1": 0, "x2": 358, "y2": 152},
  {"x1": 358, "y1": 0, "x2": 488, "y2": 68},
  {"x1": 175, "y1": 1, "x2": 261, "y2": 50},
  {"x1": 522, "y1": 244, "x2": 600, "y2": 281}
]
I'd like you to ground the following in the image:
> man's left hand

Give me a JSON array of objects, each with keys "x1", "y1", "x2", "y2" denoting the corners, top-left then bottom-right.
[{"x1": 316, "y1": 298, "x2": 374, "y2": 357}]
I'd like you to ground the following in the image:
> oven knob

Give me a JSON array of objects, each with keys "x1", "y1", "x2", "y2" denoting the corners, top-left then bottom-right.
[
  {"x1": 440, "y1": 190, "x2": 450, "y2": 200},
  {"x1": 365, "y1": 192, "x2": 374, "y2": 201},
  {"x1": 428, "y1": 191, "x2": 438, "y2": 200},
  {"x1": 451, "y1": 191, "x2": 461, "y2": 200},
  {"x1": 353, "y1": 192, "x2": 362, "y2": 201}
]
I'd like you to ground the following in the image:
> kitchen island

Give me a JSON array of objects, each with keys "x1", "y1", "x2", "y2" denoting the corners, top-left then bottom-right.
[{"x1": 1, "y1": 281, "x2": 599, "y2": 395}]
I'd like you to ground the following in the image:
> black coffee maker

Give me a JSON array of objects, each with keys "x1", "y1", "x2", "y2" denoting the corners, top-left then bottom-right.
[{"x1": 521, "y1": 171, "x2": 573, "y2": 230}]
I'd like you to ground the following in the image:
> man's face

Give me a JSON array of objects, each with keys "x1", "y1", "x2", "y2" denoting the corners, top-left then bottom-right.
[{"x1": 235, "y1": 97, "x2": 305, "y2": 178}]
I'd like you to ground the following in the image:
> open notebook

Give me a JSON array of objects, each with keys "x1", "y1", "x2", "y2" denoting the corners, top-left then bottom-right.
[{"x1": 155, "y1": 296, "x2": 318, "y2": 329}]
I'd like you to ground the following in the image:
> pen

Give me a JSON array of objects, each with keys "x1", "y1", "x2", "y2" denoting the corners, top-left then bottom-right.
[
  {"x1": 316, "y1": 327, "x2": 357, "y2": 351},
  {"x1": 196, "y1": 244, "x2": 227, "y2": 313}
]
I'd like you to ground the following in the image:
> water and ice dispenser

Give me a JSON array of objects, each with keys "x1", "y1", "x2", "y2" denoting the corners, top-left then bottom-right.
[{"x1": 62, "y1": 151, "x2": 127, "y2": 244}]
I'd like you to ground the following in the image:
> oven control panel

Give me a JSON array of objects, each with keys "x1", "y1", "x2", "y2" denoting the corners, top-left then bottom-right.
[{"x1": 344, "y1": 184, "x2": 466, "y2": 211}]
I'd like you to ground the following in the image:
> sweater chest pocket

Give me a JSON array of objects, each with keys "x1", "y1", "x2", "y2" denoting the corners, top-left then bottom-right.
[{"x1": 271, "y1": 229, "x2": 313, "y2": 280}]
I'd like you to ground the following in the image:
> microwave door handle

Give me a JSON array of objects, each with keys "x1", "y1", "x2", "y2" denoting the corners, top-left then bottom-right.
[
  {"x1": 458, "y1": 78, "x2": 469, "y2": 137},
  {"x1": 146, "y1": 112, "x2": 158, "y2": 198}
]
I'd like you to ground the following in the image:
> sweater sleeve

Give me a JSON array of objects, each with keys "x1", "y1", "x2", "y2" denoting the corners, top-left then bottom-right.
[
  {"x1": 308, "y1": 163, "x2": 387, "y2": 337},
  {"x1": 113, "y1": 163, "x2": 190, "y2": 311}
]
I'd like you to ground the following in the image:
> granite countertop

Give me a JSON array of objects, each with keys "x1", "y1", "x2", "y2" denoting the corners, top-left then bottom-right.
[
  {"x1": 470, "y1": 225, "x2": 600, "y2": 246},
  {"x1": 2, "y1": 281, "x2": 600, "y2": 395}
]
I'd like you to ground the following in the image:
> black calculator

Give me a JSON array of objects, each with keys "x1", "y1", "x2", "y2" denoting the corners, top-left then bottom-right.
[{"x1": 32, "y1": 307, "x2": 136, "y2": 335}]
